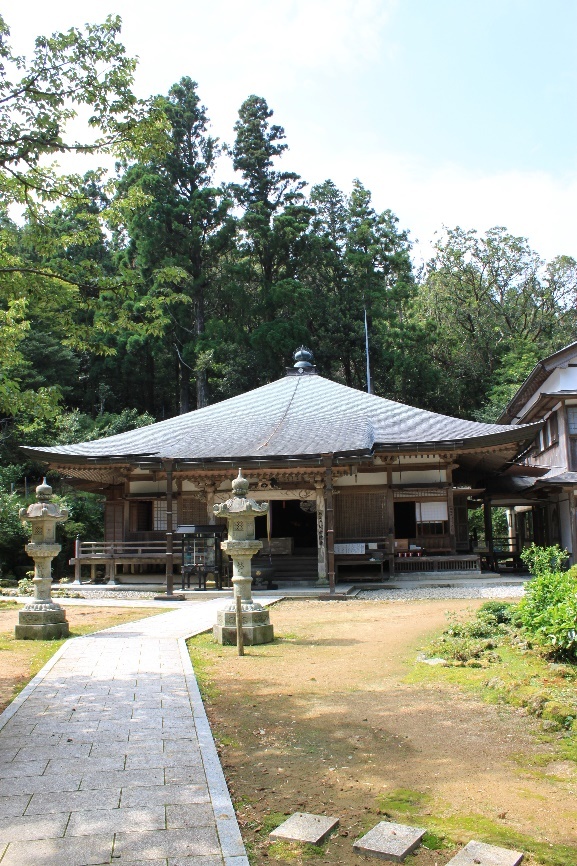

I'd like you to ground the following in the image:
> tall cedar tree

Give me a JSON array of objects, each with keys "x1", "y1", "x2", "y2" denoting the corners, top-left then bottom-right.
[
  {"x1": 231, "y1": 96, "x2": 313, "y2": 377},
  {"x1": 116, "y1": 77, "x2": 233, "y2": 411}
]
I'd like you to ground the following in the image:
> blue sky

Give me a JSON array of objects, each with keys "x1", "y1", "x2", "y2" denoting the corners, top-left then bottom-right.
[{"x1": 7, "y1": 0, "x2": 577, "y2": 262}]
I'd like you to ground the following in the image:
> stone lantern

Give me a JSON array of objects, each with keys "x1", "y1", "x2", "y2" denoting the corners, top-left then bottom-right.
[
  {"x1": 213, "y1": 470, "x2": 274, "y2": 645},
  {"x1": 15, "y1": 478, "x2": 70, "y2": 640}
]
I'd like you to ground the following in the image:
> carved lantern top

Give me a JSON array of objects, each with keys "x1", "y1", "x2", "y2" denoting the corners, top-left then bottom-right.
[
  {"x1": 213, "y1": 470, "x2": 268, "y2": 542},
  {"x1": 19, "y1": 478, "x2": 69, "y2": 544}
]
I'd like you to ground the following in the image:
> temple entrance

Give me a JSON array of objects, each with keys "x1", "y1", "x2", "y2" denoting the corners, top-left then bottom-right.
[
  {"x1": 394, "y1": 501, "x2": 416, "y2": 538},
  {"x1": 272, "y1": 500, "x2": 317, "y2": 550},
  {"x1": 255, "y1": 500, "x2": 317, "y2": 550},
  {"x1": 253, "y1": 499, "x2": 318, "y2": 583}
]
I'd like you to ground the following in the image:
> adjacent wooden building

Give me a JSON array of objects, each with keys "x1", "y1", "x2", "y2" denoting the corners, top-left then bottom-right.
[{"x1": 23, "y1": 349, "x2": 542, "y2": 588}]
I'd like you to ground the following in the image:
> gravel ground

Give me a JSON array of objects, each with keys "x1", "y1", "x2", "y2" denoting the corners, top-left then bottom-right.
[{"x1": 357, "y1": 585, "x2": 526, "y2": 601}]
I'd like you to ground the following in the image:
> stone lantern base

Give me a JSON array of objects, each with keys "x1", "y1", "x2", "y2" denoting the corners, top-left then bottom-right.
[
  {"x1": 213, "y1": 603, "x2": 274, "y2": 646},
  {"x1": 15, "y1": 603, "x2": 69, "y2": 640}
]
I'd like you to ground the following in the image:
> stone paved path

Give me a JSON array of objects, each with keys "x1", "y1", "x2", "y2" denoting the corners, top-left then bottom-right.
[{"x1": 0, "y1": 598, "x2": 275, "y2": 866}]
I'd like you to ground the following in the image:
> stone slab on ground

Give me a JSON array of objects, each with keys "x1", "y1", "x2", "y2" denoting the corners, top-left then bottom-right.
[
  {"x1": 353, "y1": 821, "x2": 426, "y2": 862},
  {"x1": 0, "y1": 598, "x2": 277, "y2": 866},
  {"x1": 445, "y1": 840, "x2": 524, "y2": 866},
  {"x1": 269, "y1": 812, "x2": 339, "y2": 845}
]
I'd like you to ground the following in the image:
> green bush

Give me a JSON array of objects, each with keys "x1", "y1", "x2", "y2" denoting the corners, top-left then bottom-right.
[
  {"x1": 17, "y1": 577, "x2": 34, "y2": 596},
  {"x1": 478, "y1": 600, "x2": 514, "y2": 625},
  {"x1": 520, "y1": 543, "x2": 568, "y2": 577},
  {"x1": 428, "y1": 612, "x2": 504, "y2": 663},
  {"x1": 518, "y1": 548, "x2": 577, "y2": 659}
]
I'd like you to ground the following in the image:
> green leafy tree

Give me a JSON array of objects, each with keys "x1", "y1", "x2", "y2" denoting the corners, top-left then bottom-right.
[
  {"x1": 418, "y1": 227, "x2": 577, "y2": 418},
  {"x1": 0, "y1": 15, "x2": 169, "y2": 421}
]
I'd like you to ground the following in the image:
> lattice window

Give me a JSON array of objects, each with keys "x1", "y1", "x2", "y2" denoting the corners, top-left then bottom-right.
[
  {"x1": 393, "y1": 488, "x2": 445, "y2": 498},
  {"x1": 153, "y1": 500, "x2": 168, "y2": 531},
  {"x1": 179, "y1": 496, "x2": 207, "y2": 526},
  {"x1": 335, "y1": 493, "x2": 385, "y2": 540}
]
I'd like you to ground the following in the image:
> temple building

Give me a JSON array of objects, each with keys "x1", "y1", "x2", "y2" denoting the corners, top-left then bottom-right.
[
  {"x1": 23, "y1": 348, "x2": 544, "y2": 589},
  {"x1": 483, "y1": 339, "x2": 577, "y2": 568}
]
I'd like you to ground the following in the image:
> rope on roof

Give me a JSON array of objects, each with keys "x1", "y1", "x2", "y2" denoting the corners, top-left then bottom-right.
[{"x1": 257, "y1": 376, "x2": 302, "y2": 450}]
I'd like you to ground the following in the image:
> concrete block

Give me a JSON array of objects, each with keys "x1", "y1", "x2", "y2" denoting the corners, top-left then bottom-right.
[
  {"x1": 114, "y1": 826, "x2": 221, "y2": 860},
  {"x1": 0, "y1": 794, "x2": 33, "y2": 818},
  {"x1": 14, "y1": 622, "x2": 70, "y2": 639},
  {"x1": 0, "y1": 833, "x2": 113, "y2": 866},
  {"x1": 166, "y1": 803, "x2": 217, "y2": 828},
  {"x1": 120, "y1": 783, "x2": 210, "y2": 808},
  {"x1": 269, "y1": 812, "x2": 339, "y2": 845},
  {"x1": 353, "y1": 821, "x2": 426, "y2": 861},
  {"x1": 25, "y1": 788, "x2": 121, "y2": 815},
  {"x1": 445, "y1": 840, "x2": 524, "y2": 866},
  {"x1": 79, "y1": 767, "x2": 164, "y2": 790},
  {"x1": 15, "y1": 608, "x2": 69, "y2": 640},
  {"x1": 0, "y1": 812, "x2": 69, "y2": 843},
  {"x1": 213, "y1": 623, "x2": 274, "y2": 646},
  {"x1": 66, "y1": 805, "x2": 166, "y2": 836}
]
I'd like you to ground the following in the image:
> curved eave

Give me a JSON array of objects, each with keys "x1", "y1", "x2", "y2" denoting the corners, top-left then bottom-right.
[{"x1": 21, "y1": 422, "x2": 541, "y2": 469}]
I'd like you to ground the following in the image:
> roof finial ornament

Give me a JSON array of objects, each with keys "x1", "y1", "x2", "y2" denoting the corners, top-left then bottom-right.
[{"x1": 293, "y1": 346, "x2": 314, "y2": 369}]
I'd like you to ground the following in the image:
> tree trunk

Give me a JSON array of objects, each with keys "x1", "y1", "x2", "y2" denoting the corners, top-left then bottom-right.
[
  {"x1": 195, "y1": 283, "x2": 208, "y2": 409},
  {"x1": 179, "y1": 359, "x2": 190, "y2": 414}
]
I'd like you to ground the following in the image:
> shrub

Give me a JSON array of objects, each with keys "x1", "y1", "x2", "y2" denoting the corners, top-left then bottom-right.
[
  {"x1": 520, "y1": 543, "x2": 568, "y2": 577},
  {"x1": 518, "y1": 549, "x2": 577, "y2": 659},
  {"x1": 17, "y1": 577, "x2": 34, "y2": 596},
  {"x1": 541, "y1": 700, "x2": 576, "y2": 729},
  {"x1": 478, "y1": 600, "x2": 514, "y2": 625}
]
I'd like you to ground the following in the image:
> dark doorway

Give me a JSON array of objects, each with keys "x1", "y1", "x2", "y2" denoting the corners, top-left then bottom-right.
[
  {"x1": 271, "y1": 500, "x2": 317, "y2": 550},
  {"x1": 394, "y1": 501, "x2": 416, "y2": 538}
]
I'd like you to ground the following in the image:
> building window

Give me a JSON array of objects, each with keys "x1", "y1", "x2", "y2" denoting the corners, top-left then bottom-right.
[
  {"x1": 567, "y1": 407, "x2": 577, "y2": 434},
  {"x1": 335, "y1": 493, "x2": 385, "y2": 540},
  {"x1": 534, "y1": 412, "x2": 560, "y2": 454},
  {"x1": 179, "y1": 497, "x2": 207, "y2": 526},
  {"x1": 153, "y1": 500, "x2": 167, "y2": 531},
  {"x1": 567, "y1": 408, "x2": 577, "y2": 470}
]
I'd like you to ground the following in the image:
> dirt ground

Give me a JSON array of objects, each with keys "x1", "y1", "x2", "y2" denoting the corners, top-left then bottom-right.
[
  {"x1": 192, "y1": 598, "x2": 577, "y2": 866},
  {"x1": 0, "y1": 603, "x2": 164, "y2": 713}
]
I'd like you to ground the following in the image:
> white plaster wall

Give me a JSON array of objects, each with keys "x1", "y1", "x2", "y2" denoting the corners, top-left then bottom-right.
[
  {"x1": 336, "y1": 472, "x2": 389, "y2": 487},
  {"x1": 392, "y1": 470, "x2": 447, "y2": 485},
  {"x1": 518, "y1": 367, "x2": 577, "y2": 419}
]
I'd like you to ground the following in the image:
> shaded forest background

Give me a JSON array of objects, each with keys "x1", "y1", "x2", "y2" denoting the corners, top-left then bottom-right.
[{"x1": 1, "y1": 15, "x2": 576, "y2": 573}]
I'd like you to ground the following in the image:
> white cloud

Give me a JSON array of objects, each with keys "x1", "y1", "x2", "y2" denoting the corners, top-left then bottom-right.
[
  {"x1": 295, "y1": 144, "x2": 577, "y2": 263},
  {"x1": 6, "y1": 1, "x2": 574, "y2": 264}
]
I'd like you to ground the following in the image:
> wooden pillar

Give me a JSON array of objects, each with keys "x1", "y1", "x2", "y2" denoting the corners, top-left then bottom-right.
[
  {"x1": 446, "y1": 466, "x2": 456, "y2": 554},
  {"x1": 483, "y1": 495, "x2": 494, "y2": 569},
  {"x1": 206, "y1": 483, "x2": 216, "y2": 525},
  {"x1": 73, "y1": 536, "x2": 81, "y2": 584},
  {"x1": 569, "y1": 490, "x2": 577, "y2": 565},
  {"x1": 385, "y1": 467, "x2": 395, "y2": 576},
  {"x1": 323, "y1": 455, "x2": 335, "y2": 594},
  {"x1": 315, "y1": 478, "x2": 328, "y2": 584},
  {"x1": 506, "y1": 507, "x2": 517, "y2": 552},
  {"x1": 164, "y1": 459, "x2": 175, "y2": 596}
]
